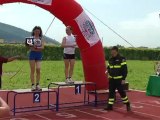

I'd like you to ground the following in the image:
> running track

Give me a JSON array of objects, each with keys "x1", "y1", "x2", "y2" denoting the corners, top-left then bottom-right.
[{"x1": 1, "y1": 88, "x2": 160, "y2": 120}]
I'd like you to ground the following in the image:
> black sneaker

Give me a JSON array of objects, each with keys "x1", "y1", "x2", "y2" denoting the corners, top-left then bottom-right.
[
  {"x1": 126, "y1": 102, "x2": 131, "y2": 111},
  {"x1": 104, "y1": 104, "x2": 113, "y2": 111}
]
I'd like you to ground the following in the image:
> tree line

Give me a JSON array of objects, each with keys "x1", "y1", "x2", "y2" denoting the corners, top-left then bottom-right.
[{"x1": 0, "y1": 44, "x2": 160, "y2": 60}]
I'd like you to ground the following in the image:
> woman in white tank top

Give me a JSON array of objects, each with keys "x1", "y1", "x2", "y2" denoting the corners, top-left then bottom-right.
[{"x1": 61, "y1": 26, "x2": 77, "y2": 83}]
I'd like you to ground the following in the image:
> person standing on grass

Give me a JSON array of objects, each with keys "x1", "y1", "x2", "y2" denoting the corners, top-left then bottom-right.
[
  {"x1": 26, "y1": 26, "x2": 45, "y2": 91},
  {"x1": 61, "y1": 26, "x2": 77, "y2": 84},
  {"x1": 104, "y1": 46, "x2": 131, "y2": 111},
  {"x1": 0, "y1": 97, "x2": 10, "y2": 118},
  {"x1": 0, "y1": 56, "x2": 19, "y2": 89}
]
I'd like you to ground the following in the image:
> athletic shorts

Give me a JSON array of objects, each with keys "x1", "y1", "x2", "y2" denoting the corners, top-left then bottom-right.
[
  {"x1": 63, "y1": 53, "x2": 75, "y2": 59},
  {"x1": 29, "y1": 51, "x2": 42, "y2": 61}
]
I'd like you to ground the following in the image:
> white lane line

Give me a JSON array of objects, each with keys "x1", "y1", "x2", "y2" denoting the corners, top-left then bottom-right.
[
  {"x1": 135, "y1": 102, "x2": 160, "y2": 108},
  {"x1": 129, "y1": 110, "x2": 160, "y2": 119},
  {"x1": 0, "y1": 107, "x2": 95, "y2": 120},
  {"x1": 129, "y1": 89, "x2": 145, "y2": 92},
  {"x1": 75, "y1": 109, "x2": 112, "y2": 120},
  {"x1": 115, "y1": 107, "x2": 160, "y2": 119},
  {"x1": 35, "y1": 114, "x2": 52, "y2": 120}
]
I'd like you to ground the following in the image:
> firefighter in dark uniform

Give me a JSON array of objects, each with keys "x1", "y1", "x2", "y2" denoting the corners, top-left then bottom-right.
[{"x1": 104, "y1": 46, "x2": 131, "y2": 111}]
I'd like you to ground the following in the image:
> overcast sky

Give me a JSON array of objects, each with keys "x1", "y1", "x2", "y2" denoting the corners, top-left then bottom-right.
[{"x1": 0, "y1": 0, "x2": 160, "y2": 48}]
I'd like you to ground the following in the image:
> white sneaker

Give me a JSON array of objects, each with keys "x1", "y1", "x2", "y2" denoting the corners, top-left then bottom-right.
[
  {"x1": 31, "y1": 85, "x2": 36, "y2": 91},
  {"x1": 69, "y1": 78, "x2": 74, "y2": 84},
  {"x1": 65, "y1": 78, "x2": 70, "y2": 84},
  {"x1": 36, "y1": 85, "x2": 42, "y2": 91}
]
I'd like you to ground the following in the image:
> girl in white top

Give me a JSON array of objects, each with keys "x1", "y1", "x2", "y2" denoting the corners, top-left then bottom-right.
[{"x1": 61, "y1": 26, "x2": 77, "y2": 83}]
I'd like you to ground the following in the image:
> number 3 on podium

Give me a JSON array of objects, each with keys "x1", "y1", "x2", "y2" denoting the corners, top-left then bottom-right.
[{"x1": 75, "y1": 84, "x2": 81, "y2": 94}]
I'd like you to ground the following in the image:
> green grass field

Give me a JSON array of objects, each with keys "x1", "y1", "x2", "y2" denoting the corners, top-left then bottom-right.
[{"x1": 2, "y1": 60, "x2": 155, "y2": 90}]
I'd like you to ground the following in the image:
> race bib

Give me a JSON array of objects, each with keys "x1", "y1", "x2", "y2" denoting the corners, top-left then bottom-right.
[{"x1": 27, "y1": 0, "x2": 52, "y2": 5}]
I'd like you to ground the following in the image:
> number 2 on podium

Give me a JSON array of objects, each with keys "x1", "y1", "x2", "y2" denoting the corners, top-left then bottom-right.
[{"x1": 33, "y1": 92, "x2": 41, "y2": 103}]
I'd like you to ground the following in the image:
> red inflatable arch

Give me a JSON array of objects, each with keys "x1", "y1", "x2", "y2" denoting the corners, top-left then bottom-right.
[{"x1": 0, "y1": 0, "x2": 108, "y2": 90}]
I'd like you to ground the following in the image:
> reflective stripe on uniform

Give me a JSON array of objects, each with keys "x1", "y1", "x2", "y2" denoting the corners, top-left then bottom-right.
[
  {"x1": 123, "y1": 100, "x2": 129, "y2": 103},
  {"x1": 122, "y1": 96, "x2": 128, "y2": 100},
  {"x1": 109, "y1": 98, "x2": 114, "y2": 102},
  {"x1": 109, "y1": 66, "x2": 114, "y2": 68},
  {"x1": 122, "y1": 96, "x2": 129, "y2": 103},
  {"x1": 108, "y1": 101, "x2": 114, "y2": 105},
  {"x1": 114, "y1": 76, "x2": 123, "y2": 79},
  {"x1": 108, "y1": 98, "x2": 114, "y2": 104},
  {"x1": 109, "y1": 75, "x2": 123, "y2": 79},
  {"x1": 121, "y1": 62, "x2": 127, "y2": 65},
  {"x1": 108, "y1": 65, "x2": 121, "y2": 69},
  {"x1": 109, "y1": 75, "x2": 112, "y2": 78},
  {"x1": 114, "y1": 65, "x2": 121, "y2": 68}
]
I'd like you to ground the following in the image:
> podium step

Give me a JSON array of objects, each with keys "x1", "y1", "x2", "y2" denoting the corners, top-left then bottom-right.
[
  {"x1": 88, "y1": 90, "x2": 109, "y2": 94},
  {"x1": 9, "y1": 88, "x2": 52, "y2": 93}
]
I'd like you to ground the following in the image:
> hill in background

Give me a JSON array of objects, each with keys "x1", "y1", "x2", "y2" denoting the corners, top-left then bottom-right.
[{"x1": 0, "y1": 22, "x2": 60, "y2": 45}]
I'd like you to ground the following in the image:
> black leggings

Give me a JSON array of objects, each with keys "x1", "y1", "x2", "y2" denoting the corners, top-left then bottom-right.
[{"x1": 109, "y1": 79, "x2": 127, "y2": 99}]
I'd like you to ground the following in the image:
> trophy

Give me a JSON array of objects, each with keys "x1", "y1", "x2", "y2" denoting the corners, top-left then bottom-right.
[{"x1": 155, "y1": 62, "x2": 160, "y2": 76}]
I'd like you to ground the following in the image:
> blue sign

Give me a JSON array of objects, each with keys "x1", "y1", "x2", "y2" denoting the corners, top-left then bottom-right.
[
  {"x1": 75, "y1": 84, "x2": 81, "y2": 94},
  {"x1": 33, "y1": 92, "x2": 41, "y2": 103}
]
